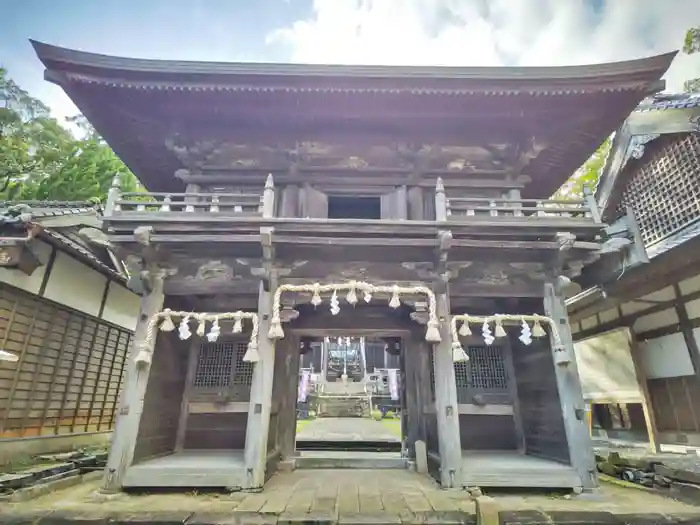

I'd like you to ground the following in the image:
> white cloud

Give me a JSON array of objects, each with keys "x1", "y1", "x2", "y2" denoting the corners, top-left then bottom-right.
[{"x1": 268, "y1": 0, "x2": 700, "y2": 92}]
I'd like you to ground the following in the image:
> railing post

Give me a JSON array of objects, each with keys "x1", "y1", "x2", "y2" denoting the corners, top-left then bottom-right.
[
  {"x1": 583, "y1": 186, "x2": 602, "y2": 223},
  {"x1": 103, "y1": 175, "x2": 121, "y2": 217},
  {"x1": 209, "y1": 195, "x2": 219, "y2": 213},
  {"x1": 536, "y1": 200, "x2": 546, "y2": 217},
  {"x1": 262, "y1": 174, "x2": 275, "y2": 218},
  {"x1": 184, "y1": 183, "x2": 199, "y2": 213},
  {"x1": 159, "y1": 195, "x2": 171, "y2": 212},
  {"x1": 489, "y1": 200, "x2": 498, "y2": 217},
  {"x1": 507, "y1": 188, "x2": 523, "y2": 217},
  {"x1": 435, "y1": 178, "x2": 447, "y2": 221}
]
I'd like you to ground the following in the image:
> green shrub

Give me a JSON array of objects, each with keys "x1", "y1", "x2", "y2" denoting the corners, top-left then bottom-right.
[
  {"x1": 385, "y1": 410, "x2": 394, "y2": 419},
  {"x1": 371, "y1": 410, "x2": 383, "y2": 421}
]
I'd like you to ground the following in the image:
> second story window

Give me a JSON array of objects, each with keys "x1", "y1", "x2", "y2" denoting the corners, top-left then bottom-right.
[{"x1": 327, "y1": 195, "x2": 381, "y2": 219}]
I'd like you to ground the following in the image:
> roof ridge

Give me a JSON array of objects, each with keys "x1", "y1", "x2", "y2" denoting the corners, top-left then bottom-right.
[{"x1": 32, "y1": 39, "x2": 677, "y2": 83}]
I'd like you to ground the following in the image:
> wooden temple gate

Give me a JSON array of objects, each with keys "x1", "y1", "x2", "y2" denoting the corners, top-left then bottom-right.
[
  {"x1": 93, "y1": 176, "x2": 602, "y2": 492},
  {"x1": 29, "y1": 40, "x2": 676, "y2": 493}
]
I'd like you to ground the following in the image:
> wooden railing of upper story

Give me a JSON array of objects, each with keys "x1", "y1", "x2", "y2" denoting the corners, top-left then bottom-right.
[
  {"x1": 103, "y1": 174, "x2": 276, "y2": 218},
  {"x1": 434, "y1": 178, "x2": 602, "y2": 224},
  {"x1": 102, "y1": 173, "x2": 602, "y2": 225}
]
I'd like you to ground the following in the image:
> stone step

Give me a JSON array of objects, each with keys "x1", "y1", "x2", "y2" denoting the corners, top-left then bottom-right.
[{"x1": 295, "y1": 452, "x2": 407, "y2": 470}]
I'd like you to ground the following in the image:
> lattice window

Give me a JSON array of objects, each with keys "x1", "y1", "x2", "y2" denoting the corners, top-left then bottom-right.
[
  {"x1": 193, "y1": 342, "x2": 234, "y2": 388},
  {"x1": 454, "y1": 345, "x2": 508, "y2": 391},
  {"x1": 232, "y1": 342, "x2": 254, "y2": 386},
  {"x1": 618, "y1": 133, "x2": 700, "y2": 247}
]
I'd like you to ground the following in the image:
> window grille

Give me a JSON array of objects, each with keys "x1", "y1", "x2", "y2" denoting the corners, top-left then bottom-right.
[
  {"x1": 232, "y1": 342, "x2": 254, "y2": 386},
  {"x1": 618, "y1": 133, "x2": 700, "y2": 247},
  {"x1": 454, "y1": 345, "x2": 508, "y2": 391},
  {"x1": 193, "y1": 341, "x2": 254, "y2": 388},
  {"x1": 193, "y1": 342, "x2": 234, "y2": 388}
]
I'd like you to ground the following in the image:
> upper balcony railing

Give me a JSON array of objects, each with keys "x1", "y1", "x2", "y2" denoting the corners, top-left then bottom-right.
[
  {"x1": 104, "y1": 175, "x2": 275, "y2": 219},
  {"x1": 113, "y1": 192, "x2": 262, "y2": 215},
  {"x1": 103, "y1": 174, "x2": 602, "y2": 227},
  {"x1": 435, "y1": 178, "x2": 602, "y2": 224}
]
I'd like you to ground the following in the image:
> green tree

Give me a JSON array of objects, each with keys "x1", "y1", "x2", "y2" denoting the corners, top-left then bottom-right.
[
  {"x1": 553, "y1": 139, "x2": 611, "y2": 200},
  {"x1": 0, "y1": 67, "x2": 140, "y2": 202},
  {"x1": 683, "y1": 26, "x2": 700, "y2": 93}
]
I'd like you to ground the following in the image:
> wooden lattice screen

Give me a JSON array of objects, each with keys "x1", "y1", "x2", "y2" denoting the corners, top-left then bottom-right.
[
  {"x1": 192, "y1": 341, "x2": 254, "y2": 401},
  {"x1": 618, "y1": 133, "x2": 700, "y2": 247},
  {"x1": 428, "y1": 345, "x2": 509, "y2": 404},
  {"x1": 0, "y1": 283, "x2": 132, "y2": 438},
  {"x1": 454, "y1": 345, "x2": 509, "y2": 404}
]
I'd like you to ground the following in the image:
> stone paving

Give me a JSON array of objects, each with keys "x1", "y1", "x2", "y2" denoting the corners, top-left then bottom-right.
[
  {"x1": 296, "y1": 417, "x2": 401, "y2": 442},
  {"x1": 2, "y1": 469, "x2": 700, "y2": 524}
]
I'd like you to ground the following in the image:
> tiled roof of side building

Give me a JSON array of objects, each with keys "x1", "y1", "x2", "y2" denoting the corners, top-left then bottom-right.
[{"x1": 0, "y1": 200, "x2": 125, "y2": 281}]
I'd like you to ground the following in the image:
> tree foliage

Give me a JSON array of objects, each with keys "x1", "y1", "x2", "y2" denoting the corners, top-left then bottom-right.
[
  {"x1": 0, "y1": 67, "x2": 140, "y2": 202},
  {"x1": 683, "y1": 26, "x2": 700, "y2": 93},
  {"x1": 553, "y1": 139, "x2": 610, "y2": 201}
]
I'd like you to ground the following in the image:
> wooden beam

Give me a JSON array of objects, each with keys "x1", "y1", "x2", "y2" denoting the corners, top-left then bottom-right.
[
  {"x1": 543, "y1": 280, "x2": 597, "y2": 490},
  {"x1": 101, "y1": 268, "x2": 166, "y2": 492}
]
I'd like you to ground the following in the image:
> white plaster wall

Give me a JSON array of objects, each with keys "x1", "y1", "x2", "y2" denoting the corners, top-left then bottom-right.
[
  {"x1": 685, "y1": 297, "x2": 700, "y2": 320},
  {"x1": 43, "y1": 251, "x2": 106, "y2": 317},
  {"x1": 0, "y1": 239, "x2": 52, "y2": 294},
  {"x1": 639, "y1": 332, "x2": 694, "y2": 379},
  {"x1": 620, "y1": 301, "x2": 653, "y2": 317},
  {"x1": 633, "y1": 307, "x2": 679, "y2": 333},
  {"x1": 574, "y1": 328, "x2": 642, "y2": 402},
  {"x1": 680, "y1": 274, "x2": 700, "y2": 295},
  {"x1": 580, "y1": 316, "x2": 597, "y2": 331},
  {"x1": 640, "y1": 286, "x2": 676, "y2": 303},
  {"x1": 598, "y1": 308, "x2": 620, "y2": 324},
  {"x1": 101, "y1": 281, "x2": 140, "y2": 330}
]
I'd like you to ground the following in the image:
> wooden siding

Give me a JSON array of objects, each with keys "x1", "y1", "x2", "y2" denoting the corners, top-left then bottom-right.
[
  {"x1": 648, "y1": 376, "x2": 700, "y2": 434},
  {"x1": 0, "y1": 282, "x2": 131, "y2": 438},
  {"x1": 133, "y1": 333, "x2": 188, "y2": 462},
  {"x1": 510, "y1": 335, "x2": 570, "y2": 463},
  {"x1": 459, "y1": 414, "x2": 517, "y2": 450}
]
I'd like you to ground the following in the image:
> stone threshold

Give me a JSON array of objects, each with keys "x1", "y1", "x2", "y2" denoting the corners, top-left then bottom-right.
[{"x1": 2, "y1": 508, "x2": 700, "y2": 525}]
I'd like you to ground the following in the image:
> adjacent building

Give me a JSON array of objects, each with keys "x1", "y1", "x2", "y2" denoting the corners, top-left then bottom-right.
[
  {"x1": 0, "y1": 201, "x2": 139, "y2": 464},
  {"x1": 569, "y1": 93, "x2": 700, "y2": 451}
]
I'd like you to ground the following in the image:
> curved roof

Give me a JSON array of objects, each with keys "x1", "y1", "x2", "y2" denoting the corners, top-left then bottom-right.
[
  {"x1": 32, "y1": 40, "x2": 677, "y2": 195},
  {"x1": 596, "y1": 92, "x2": 700, "y2": 218},
  {"x1": 32, "y1": 40, "x2": 676, "y2": 89}
]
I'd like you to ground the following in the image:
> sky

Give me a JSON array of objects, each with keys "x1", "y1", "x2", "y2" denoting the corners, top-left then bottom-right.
[{"x1": 2, "y1": 0, "x2": 700, "y2": 126}]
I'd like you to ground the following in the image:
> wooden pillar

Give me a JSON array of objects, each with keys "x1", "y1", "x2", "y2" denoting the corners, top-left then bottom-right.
[
  {"x1": 278, "y1": 335, "x2": 301, "y2": 460},
  {"x1": 627, "y1": 326, "x2": 661, "y2": 453},
  {"x1": 543, "y1": 280, "x2": 597, "y2": 490},
  {"x1": 101, "y1": 268, "x2": 165, "y2": 492},
  {"x1": 432, "y1": 291, "x2": 462, "y2": 488},
  {"x1": 404, "y1": 334, "x2": 421, "y2": 458},
  {"x1": 244, "y1": 280, "x2": 278, "y2": 490}
]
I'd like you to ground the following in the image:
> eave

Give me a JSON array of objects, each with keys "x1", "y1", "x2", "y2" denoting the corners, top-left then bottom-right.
[
  {"x1": 31, "y1": 41, "x2": 676, "y2": 196},
  {"x1": 31, "y1": 40, "x2": 676, "y2": 88}
]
